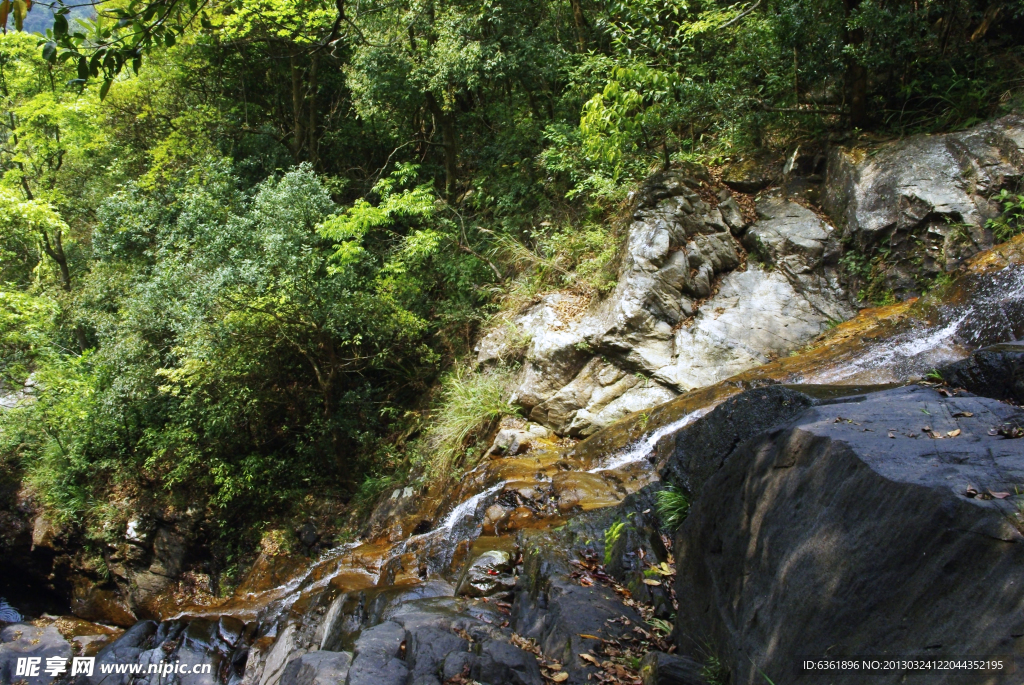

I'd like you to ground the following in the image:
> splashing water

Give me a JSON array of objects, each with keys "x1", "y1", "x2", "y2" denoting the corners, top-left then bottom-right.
[
  {"x1": 588, "y1": 407, "x2": 715, "y2": 474},
  {"x1": 438, "y1": 482, "x2": 506, "y2": 531},
  {"x1": 400, "y1": 481, "x2": 508, "y2": 550},
  {"x1": 808, "y1": 265, "x2": 1024, "y2": 384},
  {"x1": 0, "y1": 598, "x2": 22, "y2": 623},
  {"x1": 809, "y1": 313, "x2": 970, "y2": 384}
]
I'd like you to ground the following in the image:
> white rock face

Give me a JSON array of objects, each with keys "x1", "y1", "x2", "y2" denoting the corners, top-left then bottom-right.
[{"x1": 477, "y1": 170, "x2": 857, "y2": 436}]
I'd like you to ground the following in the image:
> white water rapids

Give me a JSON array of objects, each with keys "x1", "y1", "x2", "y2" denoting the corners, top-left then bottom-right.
[{"x1": 588, "y1": 406, "x2": 715, "y2": 474}]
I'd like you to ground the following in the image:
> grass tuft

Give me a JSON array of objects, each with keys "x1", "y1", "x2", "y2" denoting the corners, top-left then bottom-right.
[
  {"x1": 656, "y1": 485, "x2": 690, "y2": 529},
  {"x1": 419, "y1": 364, "x2": 519, "y2": 480}
]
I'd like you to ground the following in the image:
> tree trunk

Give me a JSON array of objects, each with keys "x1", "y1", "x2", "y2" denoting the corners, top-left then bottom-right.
[
  {"x1": 569, "y1": 0, "x2": 587, "y2": 51},
  {"x1": 290, "y1": 48, "x2": 306, "y2": 162},
  {"x1": 425, "y1": 92, "x2": 458, "y2": 197},
  {"x1": 41, "y1": 229, "x2": 87, "y2": 352},
  {"x1": 843, "y1": 0, "x2": 869, "y2": 129},
  {"x1": 307, "y1": 52, "x2": 319, "y2": 166}
]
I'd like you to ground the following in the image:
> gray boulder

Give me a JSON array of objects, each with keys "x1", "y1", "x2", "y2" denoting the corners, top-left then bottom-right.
[
  {"x1": 823, "y1": 115, "x2": 1024, "y2": 297},
  {"x1": 479, "y1": 170, "x2": 854, "y2": 436},
  {"x1": 456, "y1": 549, "x2": 516, "y2": 598},
  {"x1": 279, "y1": 651, "x2": 351, "y2": 685},
  {"x1": 404, "y1": 626, "x2": 468, "y2": 683},
  {"x1": 0, "y1": 624, "x2": 73, "y2": 685},
  {"x1": 347, "y1": 621, "x2": 409, "y2": 685},
  {"x1": 665, "y1": 384, "x2": 1024, "y2": 685}
]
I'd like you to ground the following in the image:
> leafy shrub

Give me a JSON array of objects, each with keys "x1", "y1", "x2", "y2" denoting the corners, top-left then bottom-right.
[{"x1": 987, "y1": 190, "x2": 1024, "y2": 243}]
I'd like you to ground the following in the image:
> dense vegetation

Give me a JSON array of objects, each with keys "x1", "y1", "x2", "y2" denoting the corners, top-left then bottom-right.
[{"x1": 0, "y1": 0, "x2": 1022, "y2": 579}]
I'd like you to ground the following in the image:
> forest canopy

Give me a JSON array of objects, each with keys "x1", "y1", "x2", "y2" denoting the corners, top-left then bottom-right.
[{"x1": 1, "y1": 0, "x2": 1022, "y2": 575}]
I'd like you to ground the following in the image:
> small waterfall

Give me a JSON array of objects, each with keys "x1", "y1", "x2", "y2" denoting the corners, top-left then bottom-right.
[
  {"x1": 588, "y1": 406, "x2": 715, "y2": 474},
  {"x1": 438, "y1": 482, "x2": 506, "y2": 532},
  {"x1": 809, "y1": 264, "x2": 1024, "y2": 384},
  {"x1": 810, "y1": 313, "x2": 970, "y2": 384}
]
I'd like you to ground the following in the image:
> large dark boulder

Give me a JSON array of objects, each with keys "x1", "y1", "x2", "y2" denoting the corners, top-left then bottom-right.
[
  {"x1": 938, "y1": 341, "x2": 1024, "y2": 403},
  {"x1": 665, "y1": 384, "x2": 1024, "y2": 685}
]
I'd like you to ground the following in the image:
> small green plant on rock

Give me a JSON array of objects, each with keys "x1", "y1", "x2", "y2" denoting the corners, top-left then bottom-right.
[
  {"x1": 656, "y1": 485, "x2": 690, "y2": 529},
  {"x1": 604, "y1": 520, "x2": 627, "y2": 566},
  {"x1": 987, "y1": 190, "x2": 1024, "y2": 243},
  {"x1": 700, "y1": 654, "x2": 730, "y2": 685}
]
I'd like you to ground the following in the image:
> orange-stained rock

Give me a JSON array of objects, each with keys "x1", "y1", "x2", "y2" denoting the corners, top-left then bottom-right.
[{"x1": 70, "y1": 578, "x2": 136, "y2": 627}]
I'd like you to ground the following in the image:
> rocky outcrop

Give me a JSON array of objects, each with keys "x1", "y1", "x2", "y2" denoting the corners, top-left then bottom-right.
[
  {"x1": 479, "y1": 170, "x2": 855, "y2": 437},
  {"x1": 824, "y1": 115, "x2": 1024, "y2": 297},
  {"x1": 662, "y1": 384, "x2": 1024, "y2": 685},
  {"x1": 938, "y1": 340, "x2": 1024, "y2": 403},
  {"x1": 474, "y1": 117, "x2": 1024, "y2": 438}
]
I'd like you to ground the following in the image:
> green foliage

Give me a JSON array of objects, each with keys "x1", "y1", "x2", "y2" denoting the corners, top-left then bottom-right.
[
  {"x1": 416, "y1": 364, "x2": 519, "y2": 480},
  {"x1": 987, "y1": 190, "x2": 1024, "y2": 243},
  {"x1": 1, "y1": 160, "x2": 493, "y2": 544},
  {"x1": 0, "y1": 0, "x2": 1019, "y2": 577},
  {"x1": 699, "y1": 654, "x2": 730, "y2": 685},
  {"x1": 655, "y1": 485, "x2": 690, "y2": 529},
  {"x1": 0, "y1": 288, "x2": 55, "y2": 386},
  {"x1": 604, "y1": 519, "x2": 627, "y2": 566}
]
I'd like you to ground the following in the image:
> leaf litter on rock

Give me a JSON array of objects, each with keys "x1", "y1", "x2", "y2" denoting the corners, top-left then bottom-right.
[{"x1": 563, "y1": 547, "x2": 677, "y2": 684}]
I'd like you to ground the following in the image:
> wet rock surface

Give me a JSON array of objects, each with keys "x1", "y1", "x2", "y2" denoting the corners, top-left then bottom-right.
[
  {"x1": 664, "y1": 384, "x2": 1024, "y2": 684},
  {"x1": 938, "y1": 340, "x2": 1024, "y2": 403},
  {"x1": 0, "y1": 624, "x2": 73, "y2": 685}
]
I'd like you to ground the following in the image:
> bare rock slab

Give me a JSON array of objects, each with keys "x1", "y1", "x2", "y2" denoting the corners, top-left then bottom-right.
[{"x1": 665, "y1": 384, "x2": 1024, "y2": 685}]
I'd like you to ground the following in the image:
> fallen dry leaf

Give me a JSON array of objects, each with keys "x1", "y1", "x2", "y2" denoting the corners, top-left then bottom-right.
[
  {"x1": 965, "y1": 486, "x2": 979, "y2": 498},
  {"x1": 953, "y1": 412, "x2": 974, "y2": 418},
  {"x1": 990, "y1": 492, "x2": 1011, "y2": 499},
  {"x1": 947, "y1": 429, "x2": 961, "y2": 437},
  {"x1": 580, "y1": 653, "x2": 601, "y2": 665},
  {"x1": 579, "y1": 634, "x2": 601, "y2": 641},
  {"x1": 642, "y1": 579, "x2": 661, "y2": 586},
  {"x1": 549, "y1": 672, "x2": 568, "y2": 682}
]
